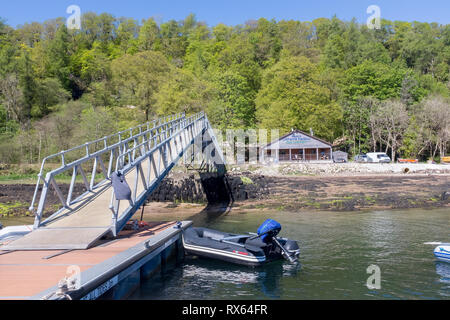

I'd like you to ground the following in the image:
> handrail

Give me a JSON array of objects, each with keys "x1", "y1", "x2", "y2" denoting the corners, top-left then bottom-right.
[
  {"x1": 30, "y1": 112, "x2": 186, "y2": 229},
  {"x1": 110, "y1": 112, "x2": 207, "y2": 234},
  {"x1": 29, "y1": 110, "x2": 225, "y2": 237}
]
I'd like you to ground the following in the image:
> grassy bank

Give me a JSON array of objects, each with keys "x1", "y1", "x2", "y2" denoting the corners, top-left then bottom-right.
[{"x1": 0, "y1": 163, "x2": 110, "y2": 185}]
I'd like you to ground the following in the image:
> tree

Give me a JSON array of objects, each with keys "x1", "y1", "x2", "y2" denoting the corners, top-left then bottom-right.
[
  {"x1": 74, "y1": 106, "x2": 118, "y2": 143},
  {"x1": 160, "y1": 19, "x2": 188, "y2": 60},
  {"x1": 111, "y1": 51, "x2": 171, "y2": 120},
  {"x1": 0, "y1": 74, "x2": 24, "y2": 123},
  {"x1": 154, "y1": 69, "x2": 212, "y2": 116},
  {"x1": 248, "y1": 18, "x2": 282, "y2": 67},
  {"x1": 184, "y1": 24, "x2": 213, "y2": 76},
  {"x1": 0, "y1": 14, "x2": 449, "y2": 165},
  {"x1": 341, "y1": 61, "x2": 407, "y2": 102},
  {"x1": 80, "y1": 12, "x2": 117, "y2": 49},
  {"x1": 400, "y1": 22, "x2": 444, "y2": 76},
  {"x1": 137, "y1": 18, "x2": 160, "y2": 51},
  {"x1": 211, "y1": 33, "x2": 261, "y2": 93},
  {"x1": 370, "y1": 99, "x2": 409, "y2": 161},
  {"x1": 278, "y1": 20, "x2": 320, "y2": 60},
  {"x1": 44, "y1": 24, "x2": 72, "y2": 91},
  {"x1": 32, "y1": 78, "x2": 70, "y2": 117},
  {"x1": 18, "y1": 46, "x2": 36, "y2": 122},
  {"x1": 418, "y1": 96, "x2": 450, "y2": 159},
  {"x1": 72, "y1": 41, "x2": 112, "y2": 85},
  {"x1": 208, "y1": 70, "x2": 256, "y2": 129},
  {"x1": 344, "y1": 97, "x2": 381, "y2": 155},
  {"x1": 116, "y1": 18, "x2": 139, "y2": 53},
  {"x1": 256, "y1": 56, "x2": 342, "y2": 141},
  {"x1": 15, "y1": 22, "x2": 43, "y2": 47}
]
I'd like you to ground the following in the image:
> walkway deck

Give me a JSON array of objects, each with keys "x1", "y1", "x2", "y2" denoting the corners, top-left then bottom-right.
[
  {"x1": 0, "y1": 221, "x2": 189, "y2": 300},
  {"x1": 1, "y1": 150, "x2": 161, "y2": 251}
]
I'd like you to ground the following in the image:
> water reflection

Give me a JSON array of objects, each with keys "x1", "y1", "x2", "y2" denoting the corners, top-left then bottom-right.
[
  {"x1": 132, "y1": 208, "x2": 449, "y2": 300},
  {"x1": 181, "y1": 257, "x2": 301, "y2": 299},
  {"x1": 436, "y1": 262, "x2": 450, "y2": 285}
]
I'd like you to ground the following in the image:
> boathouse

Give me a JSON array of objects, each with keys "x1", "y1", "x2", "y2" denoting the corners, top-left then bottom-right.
[{"x1": 261, "y1": 130, "x2": 333, "y2": 163}]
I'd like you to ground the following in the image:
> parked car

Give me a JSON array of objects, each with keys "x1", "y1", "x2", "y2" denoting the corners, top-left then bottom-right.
[
  {"x1": 366, "y1": 152, "x2": 391, "y2": 163},
  {"x1": 333, "y1": 151, "x2": 348, "y2": 163},
  {"x1": 354, "y1": 154, "x2": 368, "y2": 163}
]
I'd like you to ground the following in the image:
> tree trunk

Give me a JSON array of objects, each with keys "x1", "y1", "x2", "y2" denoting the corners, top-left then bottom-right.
[
  {"x1": 432, "y1": 143, "x2": 439, "y2": 160},
  {"x1": 391, "y1": 143, "x2": 396, "y2": 162}
]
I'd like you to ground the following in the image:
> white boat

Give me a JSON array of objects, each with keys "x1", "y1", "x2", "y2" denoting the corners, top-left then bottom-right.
[
  {"x1": 0, "y1": 225, "x2": 33, "y2": 246},
  {"x1": 434, "y1": 244, "x2": 450, "y2": 263}
]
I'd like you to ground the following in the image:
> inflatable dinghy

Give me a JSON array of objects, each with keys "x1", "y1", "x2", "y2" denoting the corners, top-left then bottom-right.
[
  {"x1": 182, "y1": 219, "x2": 300, "y2": 266},
  {"x1": 434, "y1": 244, "x2": 450, "y2": 263}
]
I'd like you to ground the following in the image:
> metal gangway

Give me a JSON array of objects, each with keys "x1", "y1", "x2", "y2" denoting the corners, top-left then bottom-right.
[{"x1": 2, "y1": 112, "x2": 225, "y2": 250}]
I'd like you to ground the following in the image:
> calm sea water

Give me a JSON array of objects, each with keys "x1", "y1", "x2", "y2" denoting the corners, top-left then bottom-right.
[{"x1": 130, "y1": 208, "x2": 450, "y2": 300}]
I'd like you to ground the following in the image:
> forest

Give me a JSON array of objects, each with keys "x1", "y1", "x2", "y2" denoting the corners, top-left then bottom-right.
[{"x1": 0, "y1": 13, "x2": 449, "y2": 164}]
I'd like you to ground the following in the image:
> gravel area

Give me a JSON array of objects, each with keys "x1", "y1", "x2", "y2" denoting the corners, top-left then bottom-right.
[{"x1": 230, "y1": 162, "x2": 450, "y2": 176}]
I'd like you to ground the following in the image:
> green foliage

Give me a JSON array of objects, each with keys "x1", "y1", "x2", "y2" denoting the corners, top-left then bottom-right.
[
  {"x1": 341, "y1": 61, "x2": 407, "y2": 102},
  {"x1": 111, "y1": 51, "x2": 171, "y2": 119},
  {"x1": 240, "y1": 176, "x2": 254, "y2": 185},
  {"x1": 71, "y1": 41, "x2": 111, "y2": 85},
  {"x1": 31, "y1": 77, "x2": 70, "y2": 117},
  {"x1": 75, "y1": 106, "x2": 118, "y2": 142},
  {"x1": 155, "y1": 69, "x2": 212, "y2": 116},
  {"x1": 399, "y1": 116, "x2": 421, "y2": 158},
  {"x1": 208, "y1": 70, "x2": 256, "y2": 129},
  {"x1": 0, "y1": 13, "x2": 448, "y2": 164},
  {"x1": 44, "y1": 25, "x2": 72, "y2": 90},
  {"x1": 256, "y1": 56, "x2": 343, "y2": 141}
]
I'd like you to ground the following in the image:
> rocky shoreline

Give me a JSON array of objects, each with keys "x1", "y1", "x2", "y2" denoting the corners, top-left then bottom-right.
[
  {"x1": 148, "y1": 171, "x2": 450, "y2": 212},
  {"x1": 0, "y1": 166, "x2": 449, "y2": 218}
]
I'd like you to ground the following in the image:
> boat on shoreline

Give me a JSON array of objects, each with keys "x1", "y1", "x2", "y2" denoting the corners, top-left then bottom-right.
[{"x1": 182, "y1": 219, "x2": 300, "y2": 267}]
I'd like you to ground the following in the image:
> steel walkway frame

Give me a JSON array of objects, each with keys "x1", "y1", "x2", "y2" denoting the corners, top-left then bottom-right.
[{"x1": 28, "y1": 111, "x2": 225, "y2": 238}]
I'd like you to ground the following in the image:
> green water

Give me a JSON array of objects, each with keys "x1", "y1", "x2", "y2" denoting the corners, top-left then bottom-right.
[{"x1": 130, "y1": 208, "x2": 450, "y2": 300}]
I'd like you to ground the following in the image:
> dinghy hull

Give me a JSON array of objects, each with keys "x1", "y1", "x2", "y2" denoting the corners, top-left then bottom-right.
[
  {"x1": 182, "y1": 227, "x2": 299, "y2": 267},
  {"x1": 434, "y1": 245, "x2": 450, "y2": 263}
]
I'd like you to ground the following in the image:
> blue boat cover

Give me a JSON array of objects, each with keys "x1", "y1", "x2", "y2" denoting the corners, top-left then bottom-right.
[{"x1": 257, "y1": 219, "x2": 281, "y2": 242}]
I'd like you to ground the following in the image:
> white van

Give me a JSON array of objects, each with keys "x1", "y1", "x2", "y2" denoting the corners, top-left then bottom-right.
[{"x1": 366, "y1": 152, "x2": 391, "y2": 163}]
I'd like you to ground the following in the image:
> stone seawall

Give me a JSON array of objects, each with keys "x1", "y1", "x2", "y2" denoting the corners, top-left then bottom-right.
[{"x1": 146, "y1": 173, "x2": 270, "y2": 204}]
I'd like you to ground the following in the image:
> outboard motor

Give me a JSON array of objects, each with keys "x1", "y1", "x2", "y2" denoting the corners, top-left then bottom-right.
[
  {"x1": 257, "y1": 219, "x2": 281, "y2": 243},
  {"x1": 283, "y1": 240, "x2": 301, "y2": 260},
  {"x1": 257, "y1": 219, "x2": 299, "y2": 263}
]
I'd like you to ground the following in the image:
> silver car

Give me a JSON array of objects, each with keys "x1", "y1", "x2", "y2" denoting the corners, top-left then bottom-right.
[{"x1": 354, "y1": 154, "x2": 368, "y2": 163}]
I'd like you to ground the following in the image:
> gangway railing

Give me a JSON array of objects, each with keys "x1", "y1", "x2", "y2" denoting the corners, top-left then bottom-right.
[{"x1": 29, "y1": 111, "x2": 225, "y2": 236}]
